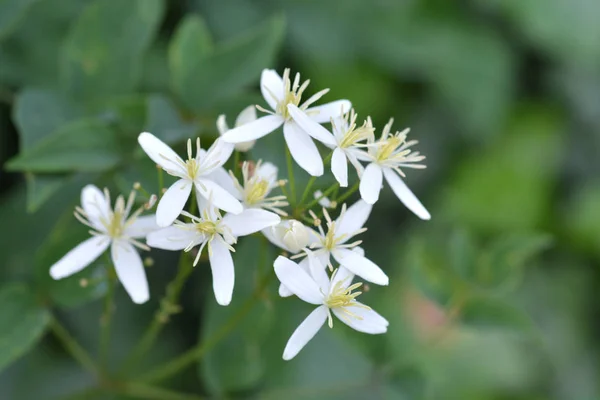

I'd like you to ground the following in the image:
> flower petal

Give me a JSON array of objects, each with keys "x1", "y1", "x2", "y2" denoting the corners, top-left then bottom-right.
[
  {"x1": 335, "y1": 200, "x2": 372, "y2": 240},
  {"x1": 196, "y1": 178, "x2": 243, "y2": 214},
  {"x1": 307, "y1": 100, "x2": 352, "y2": 123},
  {"x1": 216, "y1": 115, "x2": 229, "y2": 135},
  {"x1": 205, "y1": 167, "x2": 239, "y2": 199},
  {"x1": 223, "y1": 209, "x2": 281, "y2": 237},
  {"x1": 111, "y1": 241, "x2": 149, "y2": 304},
  {"x1": 382, "y1": 168, "x2": 431, "y2": 220},
  {"x1": 283, "y1": 121, "x2": 324, "y2": 177},
  {"x1": 330, "y1": 267, "x2": 355, "y2": 292},
  {"x1": 307, "y1": 252, "x2": 329, "y2": 294},
  {"x1": 332, "y1": 302, "x2": 388, "y2": 334},
  {"x1": 81, "y1": 184, "x2": 110, "y2": 231},
  {"x1": 261, "y1": 69, "x2": 284, "y2": 110},
  {"x1": 279, "y1": 283, "x2": 293, "y2": 297},
  {"x1": 359, "y1": 163, "x2": 383, "y2": 204},
  {"x1": 333, "y1": 248, "x2": 388, "y2": 285},
  {"x1": 283, "y1": 305, "x2": 328, "y2": 360},
  {"x1": 273, "y1": 256, "x2": 323, "y2": 305},
  {"x1": 209, "y1": 239, "x2": 235, "y2": 306},
  {"x1": 256, "y1": 162, "x2": 279, "y2": 189},
  {"x1": 200, "y1": 138, "x2": 234, "y2": 174},
  {"x1": 146, "y1": 225, "x2": 202, "y2": 250},
  {"x1": 235, "y1": 105, "x2": 258, "y2": 126},
  {"x1": 331, "y1": 147, "x2": 348, "y2": 187},
  {"x1": 221, "y1": 115, "x2": 283, "y2": 144},
  {"x1": 287, "y1": 104, "x2": 337, "y2": 147},
  {"x1": 138, "y1": 132, "x2": 186, "y2": 176},
  {"x1": 50, "y1": 236, "x2": 110, "y2": 279},
  {"x1": 125, "y1": 215, "x2": 160, "y2": 238},
  {"x1": 157, "y1": 179, "x2": 192, "y2": 227}
]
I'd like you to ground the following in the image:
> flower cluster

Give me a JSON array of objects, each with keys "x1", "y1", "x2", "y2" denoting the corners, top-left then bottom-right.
[{"x1": 48, "y1": 68, "x2": 429, "y2": 360}]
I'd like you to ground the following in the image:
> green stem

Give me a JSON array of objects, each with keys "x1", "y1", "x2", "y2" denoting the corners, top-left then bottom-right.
[
  {"x1": 285, "y1": 147, "x2": 297, "y2": 208},
  {"x1": 99, "y1": 260, "x2": 116, "y2": 371},
  {"x1": 50, "y1": 317, "x2": 99, "y2": 377},
  {"x1": 158, "y1": 166, "x2": 164, "y2": 196},
  {"x1": 298, "y1": 152, "x2": 334, "y2": 208},
  {"x1": 335, "y1": 181, "x2": 360, "y2": 205},
  {"x1": 138, "y1": 272, "x2": 273, "y2": 384},
  {"x1": 303, "y1": 183, "x2": 339, "y2": 211}
]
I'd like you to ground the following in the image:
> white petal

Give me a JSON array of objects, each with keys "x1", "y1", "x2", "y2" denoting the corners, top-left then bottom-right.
[
  {"x1": 307, "y1": 100, "x2": 352, "y2": 123},
  {"x1": 200, "y1": 138, "x2": 234, "y2": 174},
  {"x1": 50, "y1": 236, "x2": 110, "y2": 279},
  {"x1": 260, "y1": 69, "x2": 284, "y2": 110},
  {"x1": 333, "y1": 248, "x2": 388, "y2": 286},
  {"x1": 235, "y1": 105, "x2": 258, "y2": 126},
  {"x1": 146, "y1": 225, "x2": 202, "y2": 250},
  {"x1": 307, "y1": 252, "x2": 329, "y2": 294},
  {"x1": 332, "y1": 303, "x2": 388, "y2": 334},
  {"x1": 383, "y1": 168, "x2": 431, "y2": 220},
  {"x1": 125, "y1": 215, "x2": 160, "y2": 238},
  {"x1": 330, "y1": 267, "x2": 355, "y2": 291},
  {"x1": 331, "y1": 147, "x2": 348, "y2": 187},
  {"x1": 287, "y1": 104, "x2": 337, "y2": 147},
  {"x1": 223, "y1": 209, "x2": 281, "y2": 237},
  {"x1": 196, "y1": 179, "x2": 243, "y2": 214},
  {"x1": 205, "y1": 167, "x2": 239, "y2": 199},
  {"x1": 283, "y1": 305, "x2": 328, "y2": 360},
  {"x1": 273, "y1": 256, "x2": 324, "y2": 305},
  {"x1": 262, "y1": 226, "x2": 294, "y2": 253},
  {"x1": 81, "y1": 184, "x2": 110, "y2": 231},
  {"x1": 256, "y1": 162, "x2": 279, "y2": 188},
  {"x1": 209, "y1": 239, "x2": 235, "y2": 306},
  {"x1": 283, "y1": 121, "x2": 324, "y2": 177},
  {"x1": 156, "y1": 179, "x2": 192, "y2": 227},
  {"x1": 221, "y1": 115, "x2": 283, "y2": 144},
  {"x1": 279, "y1": 283, "x2": 293, "y2": 297},
  {"x1": 138, "y1": 132, "x2": 186, "y2": 176},
  {"x1": 359, "y1": 163, "x2": 383, "y2": 204},
  {"x1": 216, "y1": 115, "x2": 229, "y2": 135},
  {"x1": 111, "y1": 241, "x2": 149, "y2": 304},
  {"x1": 335, "y1": 200, "x2": 372, "y2": 240}
]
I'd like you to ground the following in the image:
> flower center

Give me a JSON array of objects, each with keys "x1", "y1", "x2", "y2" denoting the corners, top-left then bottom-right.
[
  {"x1": 246, "y1": 179, "x2": 269, "y2": 205},
  {"x1": 325, "y1": 278, "x2": 364, "y2": 309},
  {"x1": 185, "y1": 158, "x2": 199, "y2": 181},
  {"x1": 276, "y1": 69, "x2": 309, "y2": 120},
  {"x1": 195, "y1": 220, "x2": 219, "y2": 236},
  {"x1": 323, "y1": 225, "x2": 340, "y2": 251},
  {"x1": 375, "y1": 136, "x2": 403, "y2": 162},
  {"x1": 106, "y1": 209, "x2": 124, "y2": 238},
  {"x1": 337, "y1": 111, "x2": 375, "y2": 149}
]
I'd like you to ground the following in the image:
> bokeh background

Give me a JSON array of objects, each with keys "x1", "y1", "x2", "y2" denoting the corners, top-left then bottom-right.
[{"x1": 1, "y1": 0, "x2": 600, "y2": 399}]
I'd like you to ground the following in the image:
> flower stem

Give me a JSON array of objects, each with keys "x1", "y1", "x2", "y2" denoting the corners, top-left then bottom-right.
[
  {"x1": 50, "y1": 317, "x2": 99, "y2": 377},
  {"x1": 298, "y1": 151, "x2": 334, "y2": 209},
  {"x1": 334, "y1": 181, "x2": 360, "y2": 205},
  {"x1": 303, "y1": 183, "x2": 339, "y2": 211},
  {"x1": 99, "y1": 260, "x2": 116, "y2": 372},
  {"x1": 137, "y1": 271, "x2": 273, "y2": 384},
  {"x1": 285, "y1": 147, "x2": 297, "y2": 208}
]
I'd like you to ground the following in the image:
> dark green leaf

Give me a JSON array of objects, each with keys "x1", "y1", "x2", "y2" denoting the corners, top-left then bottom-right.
[
  {"x1": 0, "y1": 0, "x2": 40, "y2": 41},
  {"x1": 6, "y1": 119, "x2": 120, "y2": 172},
  {"x1": 0, "y1": 284, "x2": 51, "y2": 373},
  {"x1": 459, "y1": 295, "x2": 533, "y2": 334},
  {"x1": 60, "y1": 0, "x2": 164, "y2": 101},
  {"x1": 448, "y1": 228, "x2": 477, "y2": 281},
  {"x1": 145, "y1": 94, "x2": 198, "y2": 145}
]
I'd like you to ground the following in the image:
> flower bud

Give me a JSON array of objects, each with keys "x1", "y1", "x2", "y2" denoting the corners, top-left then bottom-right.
[{"x1": 274, "y1": 220, "x2": 310, "y2": 253}]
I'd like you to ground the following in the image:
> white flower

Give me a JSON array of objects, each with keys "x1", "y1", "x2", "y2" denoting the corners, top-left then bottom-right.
[
  {"x1": 302, "y1": 200, "x2": 389, "y2": 286},
  {"x1": 216, "y1": 105, "x2": 257, "y2": 152},
  {"x1": 138, "y1": 132, "x2": 243, "y2": 227},
  {"x1": 358, "y1": 119, "x2": 430, "y2": 220},
  {"x1": 274, "y1": 255, "x2": 388, "y2": 360},
  {"x1": 313, "y1": 190, "x2": 335, "y2": 209},
  {"x1": 220, "y1": 68, "x2": 351, "y2": 177},
  {"x1": 146, "y1": 200, "x2": 280, "y2": 306},
  {"x1": 287, "y1": 107, "x2": 374, "y2": 187},
  {"x1": 264, "y1": 219, "x2": 312, "y2": 254},
  {"x1": 49, "y1": 185, "x2": 158, "y2": 304}
]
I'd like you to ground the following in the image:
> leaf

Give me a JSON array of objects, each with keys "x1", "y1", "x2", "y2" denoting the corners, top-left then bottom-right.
[
  {"x1": 0, "y1": 0, "x2": 40, "y2": 41},
  {"x1": 459, "y1": 295, "x2": 533, "y2": 334},
  {"x1": 564, "y1": 183, "x2": 600, "y2": 257},
  {"x1": 60, "y1": 0, "x2": 164, "y2": 101},
  {"x1": 0, "y1": 284, "x2": 51, "y2": 373},
  {"x1": 145, "y1": 94, "x2": 198, "y2": 145},
  {"x1": 170, "y1": 14, "x2": 285, "y2": 111},
  {"x1": 6, "y1": 119, "x2": 120, "y2": 173},
  {"x1": 448, "y1": 228, "x2": 477, "y2": 281},
  {"x1": 24, "y1": 173, "x2": 72, "y2": 213}
]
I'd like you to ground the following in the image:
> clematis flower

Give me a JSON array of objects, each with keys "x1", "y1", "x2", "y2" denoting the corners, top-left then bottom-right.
[
  {"x1": 49, "y1": 185, "x2": 158, "y2": 304},
  {"x1": 274, "y1": 255, "x2": 388, "y2": 360},
  {"x1": 216, "y1": 105, "x2": 257, "y2": 152},
  {"x1": 287, "y1": 106, "x2": 374, "y2": 187},
  {"x1": 146, "y1": 200, "x2": 280, "y2": 306},
  {"x1": 220, "y1": 68, "x2": 351, "y2": 176},
  {"x1": 358, "y1": 119, "x2": 430, "y2": 220},
  {"x1": 137, "y1": 132, "x2": 243, "y2": 227}
]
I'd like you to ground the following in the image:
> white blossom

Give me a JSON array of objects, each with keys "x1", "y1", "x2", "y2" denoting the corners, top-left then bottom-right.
[
  {"x1": 274, "y1": 255, "x2": 388, "y2": 360},
  {"x1": 138, "y1": 132, "x2": 243, "y2": 227},
  {"x1": 216, "y1": 105, "x2": 257, "y2": 152},
  {"x1": 220, "y1": 68, "x2": 351, "y2": 176},
  {"x1": 49, "y1": 185, "x2": 158, "y2": 304}
]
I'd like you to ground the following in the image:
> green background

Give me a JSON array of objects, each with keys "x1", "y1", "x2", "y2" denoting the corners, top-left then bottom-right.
[{"x1": 1, "y1": 0, "x2": 600, "y2": 399}]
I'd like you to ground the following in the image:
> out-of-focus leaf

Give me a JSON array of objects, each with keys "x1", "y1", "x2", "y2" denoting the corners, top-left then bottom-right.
[
  {"x1": 459, "y1": 295, "x2": 533, "y2": 334},
  {"x1": 564, "y1": 184, "x2": 600, "y2": 257},
  {"x1": 0, "y1": 0, "x2": 39, "y2": 41},
  {"x1": 60, "y1": 0, "x2": 164, "y2": 101},
  {"x1": 98, "y1": 95, "x2": 148, "y2": 139},
  {"x1": 145, "y1": 94, "x2": 198, "y2": 145},
  {"x1": 0, "y1": 284, "x2": 50, "y2": 373},
  {"x1": 6, "y1": 119, "x2": 120, "y2": 172},
  {"x1": 140, "y1": 39, "x2": 170, "y2": 93},
  {"x1": 169, "y1": 14, "x2": 284, "y2": 111},
  {"x1": 448, "y1": 228, "x2": 477, "y2": 281},
  {"x1": 24, "y1": 173, "x2": 72, "y2": 213},
  {"x1": 442, "y1": 105, "x2": 564, "y2": 234},
  {"x1": 199, "y1": 236, "x2": 274, "y2": 395}
]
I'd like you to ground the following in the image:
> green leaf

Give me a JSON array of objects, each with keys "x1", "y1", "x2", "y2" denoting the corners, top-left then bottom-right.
[
  {"x1": 170, "y1": 14, "x2": 285, "y2": 111},
  {"x1": 6, "y1": 119, "x2": 120, "y2": 173},
  {"x1": 0, "y1": 0, "x2": 39, "y2": 41},
  {"x1": 459, "y1": 295, "x2": 533, "y2": 334},
  {"x1": 60, "y1": 0, "x2": 164, "y2": 101},
  {"x1": 564, "y1": 183, "x2": 600, "y2": 257},
  {"x1": 145, "y1": 94, "x2": 198, "y2": 145},
  {"x1": 199, "y1": 236, "x2": 274, "y2": 395},
  {"x1": 0, "y1": 284, "x2": 51, "y2": 373},
  {"x1": 448, "y1": 228, "x2": 477, "y2": 281},
  {"x1": 24, "y1": 173, "x2": 72, "y2": 213}
]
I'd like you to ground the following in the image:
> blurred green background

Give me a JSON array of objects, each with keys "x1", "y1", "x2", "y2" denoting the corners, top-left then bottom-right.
[{"x1": 1, "y1": 0, "x2": 600, "y2": 399}]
